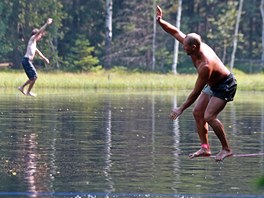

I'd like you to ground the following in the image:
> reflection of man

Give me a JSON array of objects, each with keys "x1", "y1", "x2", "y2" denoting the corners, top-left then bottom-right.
[
  {"x1": 18, "y1": 18, "x2": 53, "y2": 97},
  {"x1": 156, "y1": 6, "x2": 237, "y2": 161},
  {"x1": 25, "y1": 134, "x2": 38, "y2": 197}
]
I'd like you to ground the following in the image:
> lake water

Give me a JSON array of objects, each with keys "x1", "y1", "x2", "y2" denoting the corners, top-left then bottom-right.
[{"x1": 0, "y1": 89, "x2": 263, "y2": 198}]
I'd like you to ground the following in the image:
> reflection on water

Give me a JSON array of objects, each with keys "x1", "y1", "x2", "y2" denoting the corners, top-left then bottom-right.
[
  {"x1": 0, "y1": 89, "x2": 263, "y2": 197},
  {"x1": 104, "y1": 95, "x2": 114, "y2": 194},
  {"x1": 24, "y1": 133, "x2": 39, "y2": 197}
]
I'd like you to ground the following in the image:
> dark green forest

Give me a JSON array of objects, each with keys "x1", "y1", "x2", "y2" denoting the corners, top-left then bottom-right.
[{"x1": 0, "y1": 0, "x2": 262, "y2": 73}]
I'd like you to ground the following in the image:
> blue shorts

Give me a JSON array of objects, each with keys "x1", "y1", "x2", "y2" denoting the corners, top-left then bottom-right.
[
  {"x1": 22, "y1": 57, "x2": 37, "y2": 80},
  {"x1": 202, "y1": 73, "x2": 237, "y2": 102}
]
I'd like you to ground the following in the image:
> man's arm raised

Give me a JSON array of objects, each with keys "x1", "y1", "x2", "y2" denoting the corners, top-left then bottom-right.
[
  {"x1": 156, "y1": 5, "x2": 185, "y2": 44},
  {"x1": 34, "y1": 18, "x2": 53, "y2": 38}
]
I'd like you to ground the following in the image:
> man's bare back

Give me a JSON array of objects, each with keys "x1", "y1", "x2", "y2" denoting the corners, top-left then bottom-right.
[{"x1": 191, "y1": 42, "x2": 230, "y2": 87}]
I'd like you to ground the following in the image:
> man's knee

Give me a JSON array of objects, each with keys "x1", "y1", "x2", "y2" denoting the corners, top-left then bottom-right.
[
  {"x1": 30, "y1": 76, "x2": 37, "y2": 82},
  {"x1": 193, "y1": 108, "x2": 204, "y2": 120},
  {"x1": 204, "y1": 112, "x2": 215, "y2": 123}
]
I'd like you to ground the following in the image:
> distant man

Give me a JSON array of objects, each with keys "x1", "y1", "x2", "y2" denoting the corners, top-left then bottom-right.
[
  {"x1": 156, "y1": 6, "x2": 237, "y2": 161},
  {"x1": 18, "y1": 18, "x2": 53, "y2": 97}
]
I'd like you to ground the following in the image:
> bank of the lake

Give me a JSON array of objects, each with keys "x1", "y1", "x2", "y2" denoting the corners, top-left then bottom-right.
[{"x1": 0, "y1": 70, "x2": 263, "y2": 91}]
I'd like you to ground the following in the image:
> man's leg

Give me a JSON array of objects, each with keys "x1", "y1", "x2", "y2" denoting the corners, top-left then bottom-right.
[
  {"x1": 18, "y1": 80, "x2": 31, "y2": 95},
  {"x1": 204, "y1": 97, "x2": 232, "y2": 161},
  {"x1": 26, "y1": 78, "x2": 37, "y2": 97},
  {"x1": 190, "y1": 92, "x2": 211, "y2": 158}
]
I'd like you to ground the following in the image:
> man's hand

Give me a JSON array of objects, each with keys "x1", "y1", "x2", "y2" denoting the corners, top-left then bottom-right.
[
  {"x1": 47, "y1": 18, "x2": 53, "y2": 25},
  {"x1": 169, "y1": 108, "x2": 183, "y2": 120},
  {"x1": 156, "y1": 5, "x2": 162, "y2": 21}
]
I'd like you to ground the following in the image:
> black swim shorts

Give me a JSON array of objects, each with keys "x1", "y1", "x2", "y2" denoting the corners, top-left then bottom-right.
[
  {"x1": 22, "y1": 57, "x2": 38, "y2": 80},
  {"x1": 202, "y1": 73, "x2": 237, "y2": 102}
]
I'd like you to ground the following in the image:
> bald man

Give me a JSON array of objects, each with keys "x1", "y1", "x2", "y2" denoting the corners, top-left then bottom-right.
[{"x1": 156, "y1": 6, "x2": 237, "y2": 161}]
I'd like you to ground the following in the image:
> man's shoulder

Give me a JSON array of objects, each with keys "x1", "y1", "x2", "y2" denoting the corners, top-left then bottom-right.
[
  {"x1": 201, "y1": 44, "x2": 218, "y2": 62},
  {"x1": 28, "y1": 36, "x2": 37, "y2": 44},
  {"x1": 201, "y1": 42, "x2": 214, "y2": 52}
]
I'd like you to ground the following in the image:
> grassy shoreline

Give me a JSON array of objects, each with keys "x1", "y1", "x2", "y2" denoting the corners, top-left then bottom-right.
[{"x1": 1, "y1": 69, "x2": 264, "y2": 91}]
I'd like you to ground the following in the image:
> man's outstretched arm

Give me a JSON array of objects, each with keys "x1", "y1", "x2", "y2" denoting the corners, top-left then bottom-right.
[
  {"x1": 156, "y1": 5, "x2": 185, "y2": 44},
  {"x1": 36, "y1": 48, "x2": 49, "y2": 64},
  {"x1": 170, "y1": 66, "x2": 209, "y2": 120},
  {"x1": 34, "y1": 18, "x2": 53, "y2": 38}
]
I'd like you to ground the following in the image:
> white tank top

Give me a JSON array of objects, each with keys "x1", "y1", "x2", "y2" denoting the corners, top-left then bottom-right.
[{"x1": 24, "y1": 36, "x2": 37, "y2": 61}]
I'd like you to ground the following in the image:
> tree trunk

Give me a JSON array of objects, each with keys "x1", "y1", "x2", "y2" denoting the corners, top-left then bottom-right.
[
  {"x1": 50, "y1": 3, "x2": 60, "y2": 69},
  {"x1": 230, "y1": 0, "x2": 243, "y2": 71},
  {"x1": 222, "y1": 41, "x2": 227, "y2": 64},
  {"x1": 152, "y1": 0, "x2": 157, "y2": 71},
  {"x1": 172, "y1": 0, "x2": 182, "y2": 74},
  {"x1": 260, "y1": 0, "x2": 264, "y2": 64},
  {"x1": 105, "y1": 0, "x2": 113, "y2": 69}
]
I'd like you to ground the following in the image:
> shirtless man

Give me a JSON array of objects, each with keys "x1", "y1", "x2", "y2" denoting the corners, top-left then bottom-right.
[
  {"x1": 156, "y1": 6, "x2": 237, "y2": 161},
  {"x1": 18, "y1": 18, "x2": 53, "y2": 97}
]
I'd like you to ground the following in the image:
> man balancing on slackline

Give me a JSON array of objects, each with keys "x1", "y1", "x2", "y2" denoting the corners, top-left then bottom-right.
[
  {"x1": 18, "y1": 18, "x2": 53, "y2": 97},
  {"x1": 156, "y1": 5, "x2": 237, "y2": 161}
]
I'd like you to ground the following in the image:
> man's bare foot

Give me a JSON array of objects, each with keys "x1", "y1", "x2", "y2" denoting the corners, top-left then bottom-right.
[
  {"x1": 27, "y1": 92, "x2": 37, "y2": 97},
  {"x1": 18, "y1": 87, "x2": 26, "y2": 95},
  {"x1": 215, "y1": 149, "x2": 233, "y2": 161},
  {"x1": 189, "y1": 147, "x2": 211, "y2": 159}
]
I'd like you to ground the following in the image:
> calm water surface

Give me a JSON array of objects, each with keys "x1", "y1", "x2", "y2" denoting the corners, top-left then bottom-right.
[{"x1": 0, "y1": 89, "x2": 263, "y2": 198}]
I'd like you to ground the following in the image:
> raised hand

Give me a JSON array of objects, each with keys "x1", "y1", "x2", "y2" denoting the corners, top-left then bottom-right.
[
  {"x1": 47, "y1": 18, "x2": 53, "y2": 25},
  {"x1": 156, "y1": 5, "x2": 163, "y2": 21}
]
